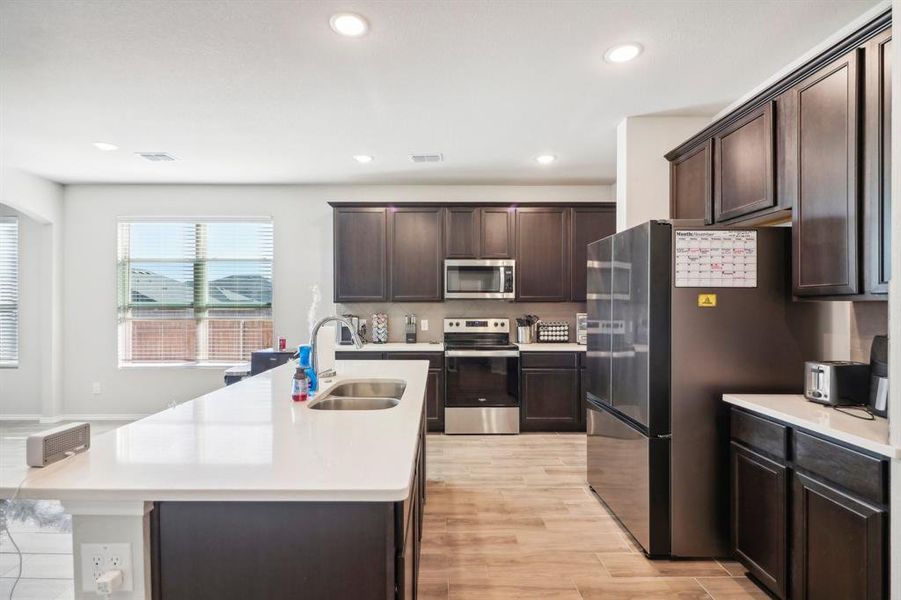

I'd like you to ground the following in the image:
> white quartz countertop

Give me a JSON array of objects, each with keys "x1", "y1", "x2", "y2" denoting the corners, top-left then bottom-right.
[
  {"x1": 2, "y1": 360, "x2": 429, "y2": 502},
  {"x1": 336, "y1": 342, "x2": 444, "y2": 352},
  {"x1": 723, "y1": 394, "x2": 899, "y2": 459},
  {"x1": 516, "y1": 343, "x2": 586, "y2": 352}
]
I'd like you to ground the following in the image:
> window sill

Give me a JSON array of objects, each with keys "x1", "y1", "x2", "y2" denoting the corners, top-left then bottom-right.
[{"x1": 118, "y1": 362, "x2": 244, "y2": 370}]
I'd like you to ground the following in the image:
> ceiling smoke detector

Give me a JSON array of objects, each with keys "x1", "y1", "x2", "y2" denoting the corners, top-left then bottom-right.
[
  {"x1": 136, "y1": 152, "x2": 177, "y2": 162},
  {"x1": 409, "y1": 153, "x2": 444, "y2": 164}
]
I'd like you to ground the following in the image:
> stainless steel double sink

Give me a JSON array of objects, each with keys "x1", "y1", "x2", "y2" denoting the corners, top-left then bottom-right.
[{"x1": 309, "y1": 379, "x2": 406, "y2": 411}]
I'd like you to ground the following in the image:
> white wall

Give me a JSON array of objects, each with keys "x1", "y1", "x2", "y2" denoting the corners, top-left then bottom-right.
[
  {"x1": 61, "y1": 184, "x2": 613, "y2": 417},
  {"x1": 0, "y1": 168, "x2": 64, "y2": 420},
  {"x1": 615, "y1": 116, "x2": 712, "y2": 231}
]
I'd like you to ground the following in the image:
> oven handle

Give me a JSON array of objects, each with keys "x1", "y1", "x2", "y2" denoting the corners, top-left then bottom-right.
[{"x1": 445, "y1": 350, "x2": 520, "y2": 358}]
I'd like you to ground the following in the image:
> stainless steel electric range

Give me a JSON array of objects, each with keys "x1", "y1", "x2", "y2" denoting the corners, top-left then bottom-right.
[{"x1": 443, "y1": 318, "x2": 520, "y2": 434}]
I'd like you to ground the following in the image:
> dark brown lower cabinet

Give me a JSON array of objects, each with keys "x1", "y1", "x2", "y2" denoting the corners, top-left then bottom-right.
[
  {"x1": 730, "y1": 442, "x2": 787, "y2": 598},
  {"x1": 579, "y1": 362, "x2": 587, "y2": 430},
  {"x1": 338, "y1": 351, "x2": 445, "y2": 432},
  {"x1": 424, "y1": 370, "x2": 444, "y2": 432},
  {"x1": 385, "y1": 352, "x2": 444, "y2": 432},
  {"x1": 729, "y1": 407, "x2": 889, "y2": 600},
  {"x1": 520, "y1": 356, "x2": 581, "y2": 432},
  {"x1": 792, "y1": 472, "x2": 886, "y2": 600},
  {"x1": 151, "y1": 411, "x2": 426, "y2": 600}
]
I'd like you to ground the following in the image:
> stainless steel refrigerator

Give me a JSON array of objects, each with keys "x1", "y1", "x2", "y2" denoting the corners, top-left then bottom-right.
[{"x1": 585, "y1": 221, "x2": 817, "y2": 558}]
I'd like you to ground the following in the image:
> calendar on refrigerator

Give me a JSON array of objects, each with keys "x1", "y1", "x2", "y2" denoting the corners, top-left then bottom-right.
[{"x1": 674, "y1": 230, "x2": 757, "y2": 288}]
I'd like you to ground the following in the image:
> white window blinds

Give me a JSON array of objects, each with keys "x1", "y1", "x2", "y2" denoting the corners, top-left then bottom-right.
[
  {"x1": 0, "y1": 217, "x2": 18, "y2": 366},
  {"x1": 117, "y1": 220, "x2": 273, "y2": 365}
]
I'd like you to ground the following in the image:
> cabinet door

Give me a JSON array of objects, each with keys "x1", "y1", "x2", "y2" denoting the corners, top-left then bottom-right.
[
  {"x1": 730, "y1": 442, "x2": 787, "y2": 599},
  {"x1": 792, "y1": 50, "x2": 861, "y2": 296},
  {"x1": 670, "y1": 141, "x2": 712, "y2": 222},
  {"x1": 445, "y1": 207, "x2": 479, "y2": 258},
  {"x1": 425, "y1": 369, "x2": 444, "y2": 432},
  {"x1": 864, "y1": 30, "x2": 892, "y2": 294},
  {"x1": 480, "y1": 207, "x2": 515, "y2": 258},
  {"x1": 792, "y1": 472, "x2": 885, "y2": 600},
  {"x1": 521, "y1": 368, "x2": 580, "y2": 431},
  {"x1": 570, "y1": 206, "x2": 616, "y2": 301},
  {"x1": 334, "y1": 207, "x2": 388, "y2": 302},
  {"x1": 579, "y1": 366, "x2": 587, "y2": 432},
  {"x1": 714, "y1": 103, "x2": 776, "y2": 222},
  {"x1": 516, "y1": 207, "x2": 570, "y2": 302},
  {"x1": 397, "y1": 505, "x2": 416, "y2": 600},
  {"x1": 389, "y1": 207, "x2": 444, "y2": 302}
]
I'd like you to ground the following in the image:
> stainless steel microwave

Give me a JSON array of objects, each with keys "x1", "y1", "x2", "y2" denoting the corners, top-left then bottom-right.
[{"x1": 444, "y1": 259, "x2": 515, "y2": 299}]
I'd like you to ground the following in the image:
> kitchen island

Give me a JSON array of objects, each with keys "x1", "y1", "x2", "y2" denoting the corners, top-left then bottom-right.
[{"x1": 1, "y1": 359, "x2": 429, "y2": 600}]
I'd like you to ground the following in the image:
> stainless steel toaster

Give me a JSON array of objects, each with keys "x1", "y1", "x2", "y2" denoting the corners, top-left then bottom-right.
[{"x1": 804, "y1": 361, "x2": 870, "y2": 406}]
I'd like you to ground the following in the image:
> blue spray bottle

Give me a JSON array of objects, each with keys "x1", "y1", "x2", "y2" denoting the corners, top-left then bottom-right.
[{"x1": 297, "y1": 345, "x2": 318, "y2": 393}]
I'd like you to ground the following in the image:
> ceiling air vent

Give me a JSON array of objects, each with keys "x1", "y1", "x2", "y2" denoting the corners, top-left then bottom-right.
[
  {"x1": 409, "y1": 153, "x2": 443, "y2": 163},
  {"x1": 136, "y1": 152, "x2": 177, "y2": 162}
]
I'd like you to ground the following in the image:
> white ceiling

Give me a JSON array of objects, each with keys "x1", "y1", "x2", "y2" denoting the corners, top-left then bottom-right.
[{"x1": 0, "y1": 0, "x2": 880, "y2": 185}]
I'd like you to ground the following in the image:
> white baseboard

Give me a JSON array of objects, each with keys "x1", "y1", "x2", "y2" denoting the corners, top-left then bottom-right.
[
  {"x1": 1, "y1": 414, "x2": 148, "y2": 423},
  {"x1": 0, "y1": 413, "x2": 42, "y2": 421},
  {"x1": 60, "y1": 414, "x2": 149, "y2": 422}
]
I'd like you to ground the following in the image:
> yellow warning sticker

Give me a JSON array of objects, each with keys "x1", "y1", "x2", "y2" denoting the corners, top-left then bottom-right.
[{"x1": 698, "y1": 293, "x2": 717, "y2": 308}]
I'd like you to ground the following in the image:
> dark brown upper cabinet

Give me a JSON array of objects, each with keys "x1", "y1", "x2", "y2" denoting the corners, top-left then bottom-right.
[
  {"x1": 665, "y1": 15, "x2": 891, "y2": 300},
  {"x1": 444, "y1": 207, "x2": 480, "y2": 258},
  {"x1": 444, "y1": 206, "x2": 514, "y2": 259},
  {"x1": 334, "y1": 207, "x2": 388, "y2": 302},
  {"x1": 714, "y1": 103, "x2": 776, "y2": 222},
  {"x1": 792, "y1": 50, "x2": 861, "y2": 297},
  {"x1": 670, "y1": 140, "x2": 712, "y2": 222},
  {"x1": 864, "y1": 30, "x2": 892, "y2": 295},
  {"x1": 389, "y1": 207, "x2": 444, "y2": 302},
  {"x1": 480, "y1": 207, "x2": 515, "y2": 258},
  {"x1": 515, "y1": 207, "x2": 570, "y2": 302},
  {"x1": 570, "y1": 206, "x2": 616, "y2": 302}
]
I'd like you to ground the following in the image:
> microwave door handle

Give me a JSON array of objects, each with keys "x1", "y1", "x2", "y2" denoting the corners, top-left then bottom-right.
[{"x1": 445, "y1": 350, "x2": 520, "y2": 357}]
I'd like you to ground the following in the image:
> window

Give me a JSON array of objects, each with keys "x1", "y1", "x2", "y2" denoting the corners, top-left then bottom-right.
[
  {"x1": 117, "y1": 220, "x2": 273, "y2": 366},
  {"x1": 0, "y1": 217, "x2": 18, "y2": 367}
]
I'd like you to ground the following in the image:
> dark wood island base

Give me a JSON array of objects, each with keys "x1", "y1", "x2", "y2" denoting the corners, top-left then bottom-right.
[{"x1": 150, "y1": 413, "x2": 426, "y2": 600}]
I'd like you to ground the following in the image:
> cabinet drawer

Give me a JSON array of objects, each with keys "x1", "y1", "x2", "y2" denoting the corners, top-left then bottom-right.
[
  {"x1": 521, "y1": 352, "x2": 578, "y2": 369},
  {"x1": 731, "y1": 408, "x2": 788, "y2": 460},
  {"x1": 335, "y1": 351, "x2": 385, "y2": 361},
  {"x1": 386, "y1": 352, "x2": 444, "y2": 370},
  {"x1": 793, "y1": 430, "x2": 887, "y2": 505}
]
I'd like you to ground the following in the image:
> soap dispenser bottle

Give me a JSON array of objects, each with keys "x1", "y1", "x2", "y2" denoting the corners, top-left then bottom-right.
[{"x1": 298, "y1": 344, "x2": 318, "y2": 393}]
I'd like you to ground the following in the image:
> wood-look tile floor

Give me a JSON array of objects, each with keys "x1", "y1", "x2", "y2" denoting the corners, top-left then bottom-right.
[{"x1": 419, "y1": 433, "x2": 767, "y2": 600}]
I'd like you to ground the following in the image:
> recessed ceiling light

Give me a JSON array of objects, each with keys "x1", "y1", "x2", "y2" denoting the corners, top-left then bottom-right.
[
  {"x1": 92, "y1": 141, "x2": 119, "y2": 151},
  {"x1": 353, "y1": 154, "x2": 374, "y2": 163},
  {"x1": 330, "y1": 13, "x2": 369, "y2": 37},
  {"x1": 536, "y1": 154, "x2": 556, "y2": 165},
  {"x1": 604, "y1": 43, "x2": 643, "y2": 63}
]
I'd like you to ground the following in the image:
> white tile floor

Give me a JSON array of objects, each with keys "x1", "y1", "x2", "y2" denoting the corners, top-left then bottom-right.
[{"x1": 1, "y1": 421, "x2": 129, "y2": 600}]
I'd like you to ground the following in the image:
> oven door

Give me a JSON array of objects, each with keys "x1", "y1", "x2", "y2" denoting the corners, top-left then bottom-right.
[
  {"x1": 444, "y1": 350, "x2": 519, "y2": 407},
  {"x1": 444, "y1": 260, "x2": 514, "y2": 299}
]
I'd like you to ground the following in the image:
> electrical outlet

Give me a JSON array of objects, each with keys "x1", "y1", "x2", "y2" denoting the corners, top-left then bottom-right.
[
  {"x1": 420, "y1": 319, "x2": 429, "y2": 332},
  {"x1": 80, "y1": 543, "x2": 133, "y2": 592},
  {"x1": 91, "y1": 382, "x2": 101, "y2": 395}
]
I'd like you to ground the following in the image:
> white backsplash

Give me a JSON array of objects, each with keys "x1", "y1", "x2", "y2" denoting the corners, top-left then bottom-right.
[{"x1": 336, "y1": 301, "x2": 587, "y2": 343}]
